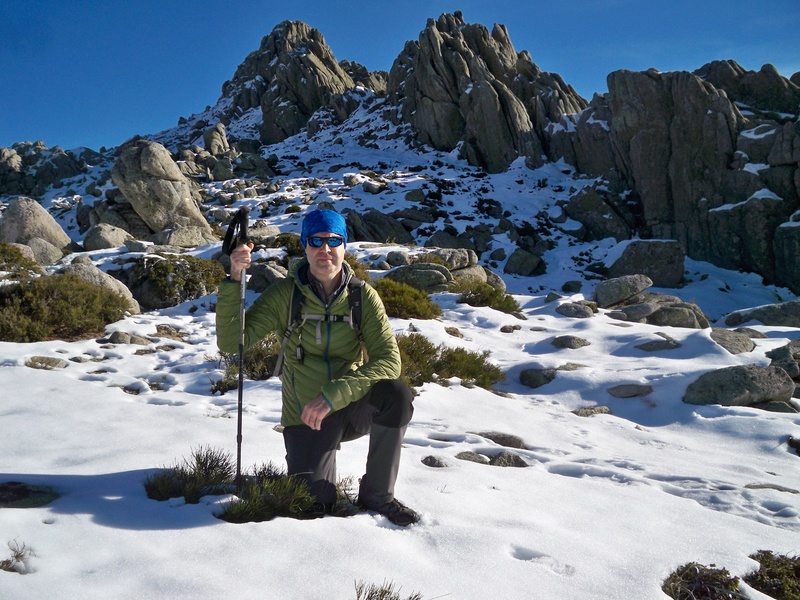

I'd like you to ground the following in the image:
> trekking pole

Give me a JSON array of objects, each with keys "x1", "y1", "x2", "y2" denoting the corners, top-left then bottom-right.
[{"x1": 221, "y1": 207, "x2": 250, "y2": 496}]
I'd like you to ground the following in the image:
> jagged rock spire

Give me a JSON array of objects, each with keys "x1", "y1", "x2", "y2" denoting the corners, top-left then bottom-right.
[{"x1": 387, "y1": 11, "x2": 587, "y2": 173}]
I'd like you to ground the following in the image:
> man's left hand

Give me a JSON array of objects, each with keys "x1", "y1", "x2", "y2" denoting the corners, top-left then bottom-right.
[{"x1": 301, "y1": 396, "x2": 331, "y2": 430}]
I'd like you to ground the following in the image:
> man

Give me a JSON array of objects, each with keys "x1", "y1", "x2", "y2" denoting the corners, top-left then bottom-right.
[{"x1": 216, "y1": 209, "x2": 420, "y2": 526}]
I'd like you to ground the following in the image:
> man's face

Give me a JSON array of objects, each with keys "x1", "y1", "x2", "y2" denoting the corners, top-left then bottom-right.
[{"x1": 305, "y1": 232, "x2": 345, "y2": 283}]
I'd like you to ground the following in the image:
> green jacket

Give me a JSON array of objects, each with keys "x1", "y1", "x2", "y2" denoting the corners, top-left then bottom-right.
[{"x1": 216, "y1": 260, "x2": 401, "y2": 427}]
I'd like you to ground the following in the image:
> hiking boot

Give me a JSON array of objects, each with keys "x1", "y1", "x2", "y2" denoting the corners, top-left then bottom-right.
[{"x1": 358, "y1": 497, "x2": 420, "y2": 526}]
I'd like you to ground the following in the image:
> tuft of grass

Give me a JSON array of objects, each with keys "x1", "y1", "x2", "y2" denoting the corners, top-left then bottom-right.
[
  {"x1": 217, "y1": 473, "x2": 315, "y2": 523},
  {"x1": 144, "y1": 452, "x2": 361, "y2": 523},
  {"x1": 455, "y1": 280, "x2": 520, "y2": 315},
  {"x1": 354, "y1": 580, "x2": 423, "y2": 600},
  {"x1": 745, "y1": 550, "x2": 800, "y2": 600},
  {"x1": 0, "y1": 273, "x2": 129, "y2": 342},
  {"x1": 144, "y1": 446, "x2": 235, "y2": 504},
  {"x1": 373, "y1": 278, "x2": 442, "y2": 320},
  {"x1": 0, "y1": 540, "x2": 35, "y2": 575},
  {"x1": 662, "y1": 562, "x2": 745, "y2": 599},
  {"x1": 397, "y1": 332, "x2": 505, "y2": 390}
]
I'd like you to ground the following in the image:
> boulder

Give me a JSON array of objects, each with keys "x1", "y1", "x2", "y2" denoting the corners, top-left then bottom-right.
[
  {"x1": 345, "y1": 209, "x2": 413, "y2": 244},
  {"x1": 203, "y1": 123, "x2": 231, "y2": 156},
  {"x1": 503, "y1": 248, "x2": 542, "y2": 277},
  {"x1": 383, "y1": 263, "x2": 454, "y2": 293},
  {"x1": 111, "y1": 140, "x2": 211, "y2": 235},
  {"x1": 683, "y1": 364, "x2": 795, "y2": 410},
  {"x1": 0, "y1": 196, "x2": 71, "y2": 250},
  {"x1": 709, "y1": 329, "x2": 756, "y2": 354},
  {"x1": 26, "y1": 237, "x2": 63, "y2": 265},
  {"x1": 451, "y1": 265, "x2": 487, "y2": 287},
  {"x1": 725, "y1": 299, "x2": 800, "y2": 327},
  {"x1": 150, "y1": 226, "x2": 219, "y2": 248},
  {"x1": 83, "y1": 223, "x2": 134, "y2": 251},
  {"x1": 594, "y1": 274, "x2": 653, "y2": 308},
  {"x1": 424, "y1": 231, "x2": 476, "y2": 251},
  {"x1": 606, "y1": 240, "x2": 685, "y2": 287}
]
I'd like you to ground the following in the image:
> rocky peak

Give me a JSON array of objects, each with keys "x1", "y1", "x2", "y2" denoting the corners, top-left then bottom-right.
[
  {"x1": 387, "y1": 11, "x2": 587, "y2": 173},
  {"x1": 213, "y1": 20, "x2": 360, "y2": 145},
  {"x1": 694, "y1": 59, "x2": 800, "y2": 116}
]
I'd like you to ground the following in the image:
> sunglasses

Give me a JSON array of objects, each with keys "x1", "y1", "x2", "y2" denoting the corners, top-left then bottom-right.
[{"x1": 307, "y1": 236, "x2": 344, "y2": 248}]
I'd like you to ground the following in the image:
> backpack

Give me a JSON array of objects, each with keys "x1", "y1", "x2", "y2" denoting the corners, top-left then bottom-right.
[{"x1": 272, "y1": 276, "x2": 367, "y2": 377}]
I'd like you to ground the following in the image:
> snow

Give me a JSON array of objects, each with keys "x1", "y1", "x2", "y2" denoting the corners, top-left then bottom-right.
[{"x1": 1, "y1": 102, "x2": 799, "y2": 600}]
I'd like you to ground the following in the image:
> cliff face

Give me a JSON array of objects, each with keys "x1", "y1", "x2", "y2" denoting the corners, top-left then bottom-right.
[{"x1": 550, "y1": 62, "x2": 799, "y2": 291}]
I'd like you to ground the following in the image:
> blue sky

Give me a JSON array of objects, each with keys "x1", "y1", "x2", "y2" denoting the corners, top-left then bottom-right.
[{"x1": 1, "y1": 0, "x2": 798, "y2": 151}]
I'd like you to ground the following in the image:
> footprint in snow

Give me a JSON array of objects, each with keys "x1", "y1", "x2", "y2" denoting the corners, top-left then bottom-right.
[{"x1": 511, "y1": 546, "x2": 576, "y2": 576}]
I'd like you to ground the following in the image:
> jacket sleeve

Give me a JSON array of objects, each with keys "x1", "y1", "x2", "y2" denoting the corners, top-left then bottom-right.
[
  {"x1": 320, "y1": 283, "x2": 401, "y2": 410},
  {"x1": 215, "y1": 278, "x2": 289, "y2": 354}
]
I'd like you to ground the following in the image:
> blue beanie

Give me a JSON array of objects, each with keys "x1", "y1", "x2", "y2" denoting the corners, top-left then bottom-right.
[{"x1": 300, "y1": 209, "x2": 348, "y2": 247}]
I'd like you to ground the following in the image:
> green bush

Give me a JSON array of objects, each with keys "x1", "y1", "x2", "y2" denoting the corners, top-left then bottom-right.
[
  {"x1": 128, "y1": 254, "x2": 226, "y2": 309},
  {"x1": 345, "y1": 253, "x2": 371, "y2": 282},
  {"x1": 0, "y1": 273, "x2": 129, "y2": 342},
  {"x1": 273, "y1": 233, "x2": 304, "y2": 257},
  {"x1": 397, "y1": 332, "x2": 505, "y2": 390},
  {"x1": 213, "y1": 333, "x2": 282, "y2": 394},
  {"x1": 455, "y1": 280, "x2": 520, "y2": 315},
  {"x1": 373, "y1": 278, "x2": 442, "y2": 319},
  {"x1": 0, "y1": 241, "x2": 43, "y2": 280},
  {"x1": 745, "y1": 550, "x2": 800, "y2": 600},
  {"x1": 662, "y1": 562, "x2": 744, "y2": 599}
]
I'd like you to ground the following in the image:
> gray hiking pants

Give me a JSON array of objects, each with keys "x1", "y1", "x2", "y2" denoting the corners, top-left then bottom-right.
[{"x1": 282, "y1": 379, "x2": 414, "y2": 506}]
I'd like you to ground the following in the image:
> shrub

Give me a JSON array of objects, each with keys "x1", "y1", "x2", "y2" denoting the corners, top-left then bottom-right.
[
  {"x1": 0, "y1": 273, "x2": 129, "y2": 342},
  {"x1": 213, "y1": 333, "x2": 282, "y2": 394},
  {"x1": 273, "y1": 233, "x2": 304, "y2": 257},
  {"x1": 0, "y1": 241, "x2": 43, "y2": 280},
  {"x1": 745, "y1": 550, "x2": 800, "y2": 600},
  {"x1": 662, "y1": 562, "x2": 745, "y2": 599},
  {"x1": 354, "y1": 580, "x2": 423, "y2": 600},
  {"x1": 345, "y1": 253, "x2": 371, "y2": 282},
  {"x1": 397, "y1": 332, "x2": 505, "y2": 390},
  {"x1": 373, "y1": 278, "x2": 442, "y2": 319},
  {"x1": 127, "y1": 254, "x2": 226, "y2": 309},
  {"x1": 455, "y1": 280, "x2": 520, "y2": 315}
]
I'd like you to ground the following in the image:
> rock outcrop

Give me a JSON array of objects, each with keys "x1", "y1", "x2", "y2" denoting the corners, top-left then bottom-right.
[
  {"x1": 110, "y1": 140, "x2": 211, "y2": 235},
  {"x1": 387, "y1": 11, "x2": 586, "y2": 173},
  {"x1": 553, "y1": 60, "x2": 800, "y2": 293}
]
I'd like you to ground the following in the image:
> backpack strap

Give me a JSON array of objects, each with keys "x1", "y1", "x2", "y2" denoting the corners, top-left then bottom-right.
[
  {"x1": 347, "y1": 277, "x2": 368, "y2": 363},
  {"x1": 272, "y1": 283, "x2": 305, "y2": 378}
]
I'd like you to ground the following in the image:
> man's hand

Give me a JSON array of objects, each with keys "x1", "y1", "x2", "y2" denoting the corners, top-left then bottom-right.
[
  {"x1": 229, "y1": 242, "x2": 254, "y2": 281},
  {"x1": 301, "y1": 395, "x2": 331, "y2": 430}
]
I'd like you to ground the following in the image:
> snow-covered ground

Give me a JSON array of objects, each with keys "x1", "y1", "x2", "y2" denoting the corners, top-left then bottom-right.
[{"x1": 2, "y1": 101, "x2": 799, "y2": 599}]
